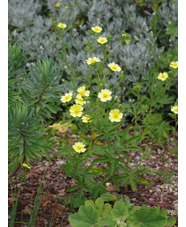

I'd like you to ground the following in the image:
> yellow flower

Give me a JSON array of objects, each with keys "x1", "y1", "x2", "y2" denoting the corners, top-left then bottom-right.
[
  {"x1": 157, "y1": 72, "x2": 169, "y2": 81},
  {"x1": 109, "y1": 109, "x2": 123, "y2": 122},
  {"x1": 171, "y1": 105, "x2": 178, "y2": 114},
  {"x1": 98, "y1": 89, "x2": 112, "y2": 102},
  {"x1": 82, "y1": 115, "x2": 91, "y2": 123},
  {"x1": 77, "y1": 86, "x2": 90, "y2": 97},
  {"x1": 75, "y1": 94, "x2": 86, "y2": 105},
  {"x1": 65, "y1": 5, "x2": 68, "y2": 8},
  {"x1": 22, "y1": 163, "x2": 31, "y2": 169},
  {"x1": 108, "y1": 62, "x2": 121, "y2": 72},
  {"x1": 125, "y1": 39, "x2": 130, "y2": 45},
  {"x1": 57, "y1": 23, "x2": 67, "y2": 28},
  {"x1": 97, "y1": 37, "x2": 108, "y2": 44},
  {"x1": 69, "y1": 104, "x2": 83, "y2": 117},
  {"x1": 55, "y1": 2, "x2": 61, "y2": 7},
  {"x1": 105, "y1": 182, "x2": 111, "y2": 187},
  {"x1": 86, "y1": 57, "x2": 100, "y2": 65},
  {"x1": 170, "y1": 61, "x2": 178, "y2": 69},
  {"x1": 60, "y1": 92, "x2": 73, "y2": 103},
  {"x1": 72, "y1": 142, "x2": 86, "y2": 153},
  {"x1": 91, "y1": 26, "x2": 102, "y2": 33}
]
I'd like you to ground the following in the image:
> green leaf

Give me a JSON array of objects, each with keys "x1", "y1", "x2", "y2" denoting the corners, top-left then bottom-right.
[
  {"x1": 66, "y1": 184, "x2": 81, "y2": 192},
  {"x1": 129, "y1": 179, "x2": 137, "y2": 192},
  {"x1": 111, "y1": 201, "x2": 129, "y2": 222},
  {"x1": 88, "y1": 182, "x2": 106, "y2": 200},
  {"x1": 131, "y1": 206, "x2": 169, "y2": 227},
  {"x1": 166, "y1": 22, "x2": 178, "y2": 40},
  {"x1": 69, "y1": 205, "x2": 99, "y2": 227},
  {"x1": 74, "y1": 196, "x2": 87, "y2": 208},
  {"x1": 165, "y1": 217, "x2": 176, "y2": 226},
  {"x1": 99, "y1": 193, "x2": 118, "y2": 202},
  {"x1": 98, "y1": 212, "x2": 117, "y2": 227}
]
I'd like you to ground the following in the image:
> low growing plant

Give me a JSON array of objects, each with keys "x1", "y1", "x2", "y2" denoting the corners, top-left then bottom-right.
[{"x1": 69, "y1": 196, "x2": 176, "y2": 227}]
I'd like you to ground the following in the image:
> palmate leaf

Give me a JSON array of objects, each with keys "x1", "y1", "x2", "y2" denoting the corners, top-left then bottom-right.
[
  {"x1": 99, "y1": 192, "x2": 118, "y2": 202},
  {"x1": 111, "y1": 201, "x2": 129, "y2": 222},
  {"x1": 129, "y1": 205, "x2": 175, "y2": 227},
  {"x1": 69, "y1": 205, "x2": 99, "y2": 227}
]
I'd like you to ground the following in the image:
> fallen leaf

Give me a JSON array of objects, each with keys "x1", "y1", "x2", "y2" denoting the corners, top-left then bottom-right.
[
  {"x1": 22, "y1": 205, "x2": 31, "y2": 214},
  {"x1": 50, "y1": 203, "x2": 66, "y2": 216}
]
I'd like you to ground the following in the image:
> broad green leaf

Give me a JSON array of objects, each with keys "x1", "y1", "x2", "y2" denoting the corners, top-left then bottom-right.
[
  {"x1": 131, "y1": 205, "x2": 170, "y2": 227},
  {"x1": 85, "y1": 200, "x2": 97, "y2": 211},
  {"x1": 74, "y1": 196, "x2": 87, "y2": 208},
  {"x1": 99, "y1": 192, "x2": 118, "y2": 202},
  {"x1": 165, "y1": 217, "x2": 176, "y2": 226},
  {"x1": 95, "y1": 198, "x2": 104, "y2": 210},
  {"x1": 98, "y1": 212, "x2": 117, "y2": 227},
  {"x1": 69, "y1": 205, "x2": 99, "y2": 227},
  {"x1": 111, "y1": 201, "x2": 129, "y2": 222}
]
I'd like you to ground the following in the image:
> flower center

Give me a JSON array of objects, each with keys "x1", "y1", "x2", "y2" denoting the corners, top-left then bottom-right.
[
  {"x1": 113, "y1": 113, "x2": 119, "y2": 119},
  {"x1": 161, "y1": 75, "x2": 166, "y2": 79},
  {"x1": 111, "y1": 66, "x2": 117, "y2": 70},
  {"x1": 80, "y1": 91, "x2": 85, "y2": 95},
  {"x1": 74, "y1": 109, "x2": 80, "y2": 114},
  {"x1": 90, "y1": 59, "x2": 96, "y2": 63},
  {"x1": 76, "y1": 146, "x2": 82, "y2": 150},
  {"x1": 65, "y1": 96, "x2": 70, "y2": 100},
  {"x1": 103, "y1": 94, "x2": 108, "y2": 98}
]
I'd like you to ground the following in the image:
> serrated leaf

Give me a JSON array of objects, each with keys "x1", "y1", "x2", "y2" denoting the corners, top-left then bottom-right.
[
  {"x1": 85, "y1": 200, "x2": 97, "y2": 211},
  {"x1": 69, "y1": 205, "x2": 99, "y2": 227},
  {"x1": 111, "y1": 201, "x2": 129, "y2": 222},
  {"x1": 98, "y1": 212, "x2": 117, "y2": 227},
  {"x1": 95, "y1": 198, "x2": 104, "y2": 210},
  {"x1": 99, "y1": 192, "x2": 118, "y2": 202},
  {"x1": 131, "y1": 206, "x2": 170, "y2": 227},
  {"x1": 165, "y1": 217, "x2": 176, "y2": 226}
]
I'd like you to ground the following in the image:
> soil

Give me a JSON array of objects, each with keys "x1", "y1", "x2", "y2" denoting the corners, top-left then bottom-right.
[{"x1": 8, "y1": 131, "x2": 178, "y2": 227}]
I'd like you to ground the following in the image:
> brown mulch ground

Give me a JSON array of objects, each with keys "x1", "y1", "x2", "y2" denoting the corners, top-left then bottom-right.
[{"x1": 8, "y1": 133, "x2": 178, "y2": 227}]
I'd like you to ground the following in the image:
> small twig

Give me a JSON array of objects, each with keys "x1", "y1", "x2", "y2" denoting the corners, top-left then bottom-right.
[{"x1": 142, "y1": 197, "x2": 172, "y2": 209}]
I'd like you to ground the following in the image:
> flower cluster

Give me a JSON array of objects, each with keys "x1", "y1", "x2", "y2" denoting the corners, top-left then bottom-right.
[{"x1": 60, "y1": 87, "x2": 123, "y2": 123}]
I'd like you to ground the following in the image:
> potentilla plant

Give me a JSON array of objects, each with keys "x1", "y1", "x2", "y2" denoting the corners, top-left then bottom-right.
[{"x1": 59, "y1": 57, "x2": 151, "y2": 198}]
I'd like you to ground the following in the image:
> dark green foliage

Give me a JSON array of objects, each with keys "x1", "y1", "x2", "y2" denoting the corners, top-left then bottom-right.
[
  {"x1": 8, "y1": 43, "x2": 27, "y2": 104},
  {"x1": 23, "y1": 58, "x2": 63, "y2": 121},
  {"x1": 8, "y1": 103, "x2": 44, "y2": 171},
  {"x1": 8, "y1": 44, "x2": 63, "y2": 172},
  {"x1": 69, "y1": 196, "x2": 176, "y2": 227}
]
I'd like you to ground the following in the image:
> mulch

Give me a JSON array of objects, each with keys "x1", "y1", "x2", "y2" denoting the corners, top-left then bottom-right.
[{"x1": 8, "y1": 133, "x2": 178, "y2": 227}]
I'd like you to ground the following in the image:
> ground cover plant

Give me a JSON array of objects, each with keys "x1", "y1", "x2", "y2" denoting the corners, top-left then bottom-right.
[{"x1": 8, "y1": 0, "x2": 178, "y2": 226}]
